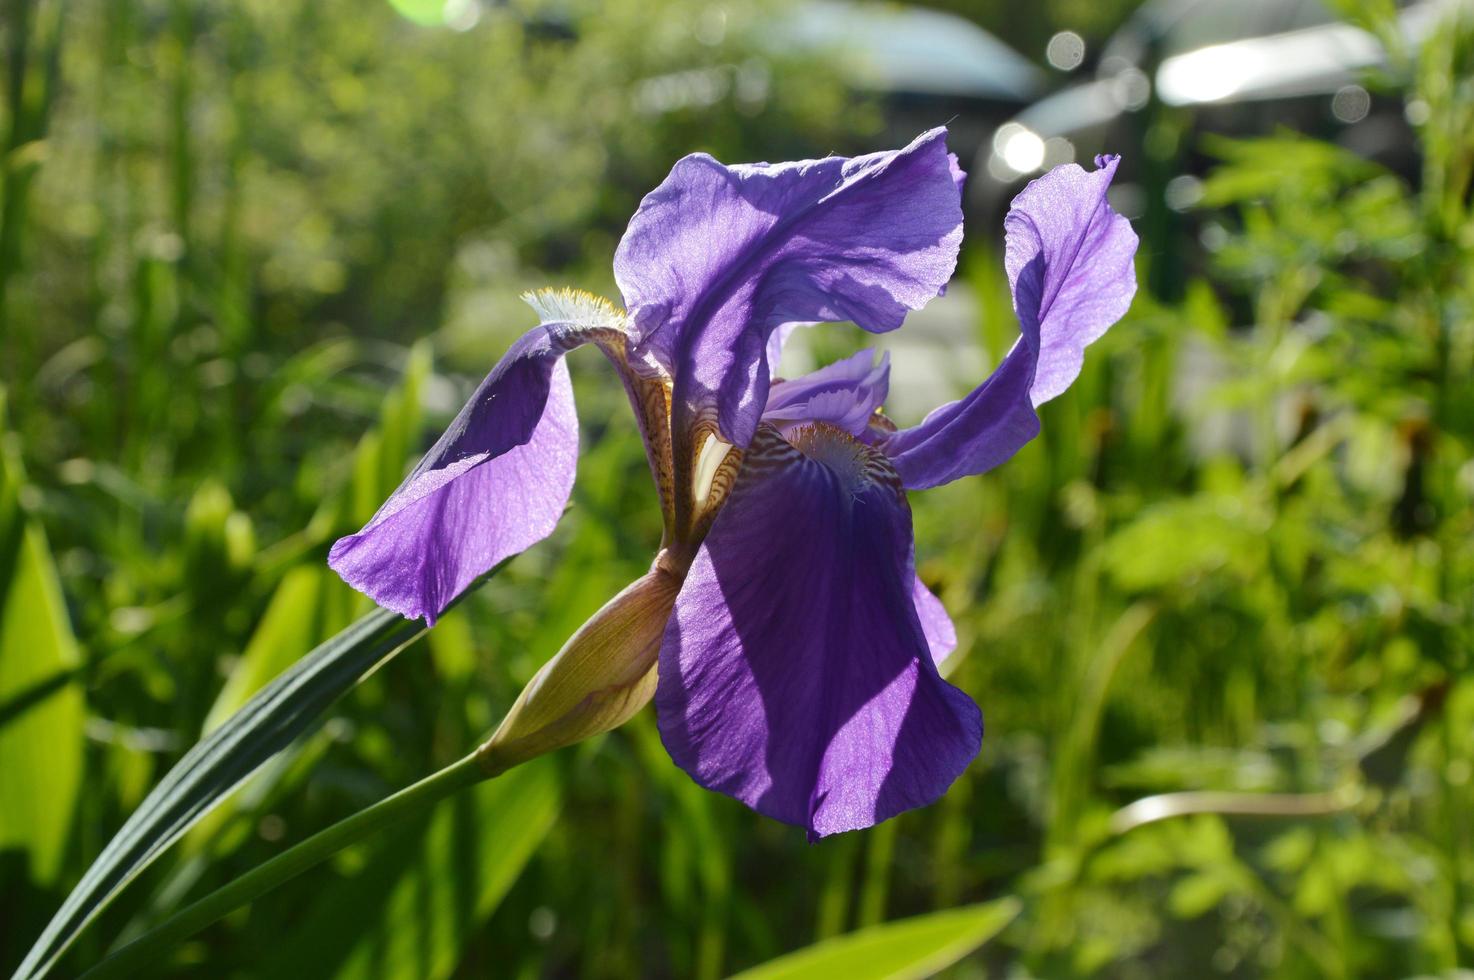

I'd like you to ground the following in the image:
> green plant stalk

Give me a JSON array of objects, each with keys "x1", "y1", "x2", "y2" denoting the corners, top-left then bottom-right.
[
  {"x1": 1052, "y1": 600, "x2": 1158, "y2": 840},
  {"x1": 814, "y1": 831, "x2": 859, "y2": 940},
  {"x1": 0, "y1": 0, "x2": 64, "y2": 352},
  {"x1": 80, "y1": 753, "x2": 490, "y2": 979},
  {"x1": 856, "y1": 818, "x2": 897, "y2": 928}
]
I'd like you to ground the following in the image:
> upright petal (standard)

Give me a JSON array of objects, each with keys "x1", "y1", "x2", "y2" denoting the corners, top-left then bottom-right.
[
  {"x1": 761, "y1": 349, "x2": 890, "y2": 438},
  {"x1": 882, "y1": 156, "x2": 1138, "y2": 490},
  {"x1": 614, "y1": 128, "x2": 964, "y2": 453}
]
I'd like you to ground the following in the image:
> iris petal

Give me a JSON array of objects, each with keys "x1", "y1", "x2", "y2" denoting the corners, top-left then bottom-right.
[
  {"x1": 1010, "y1": 154, "x2": 1138, "y2": 405},
  {"x1": 911, "y1": 575, "x2": 957, "y2": 665},
  {"x1": 762, "y1": 349, "x2": 890, "y2": 438},
  {"x1": 614, "y1": 128, "x2": 963, "y2": 452},
  {"x1": 760, "y1": 356, "x2": 954, "y2": 662},
  {"x1": 328, "y1": 329, "x2": 576, "y2": 625},
  {"x1": 882, "y1": 155, "x2": 1138, "y2": 490},
  {"x1": 656, "y1": 425, "x2": 981, "y2": 838},
  {"x1": 329, "y1": 292, "x2": 630, "y2": 624}
]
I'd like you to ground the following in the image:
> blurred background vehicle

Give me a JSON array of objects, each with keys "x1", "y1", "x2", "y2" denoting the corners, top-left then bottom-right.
[
  {"x1": 975, "y1": 0, "x2": 1459, "y2": 289},
  {"x1": 763, "y1": 0, "x2": 1045, "y2": 165}
]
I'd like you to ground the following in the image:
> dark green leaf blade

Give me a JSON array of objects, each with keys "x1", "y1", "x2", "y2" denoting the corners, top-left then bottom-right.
[
  {"x1": 262, "y1": 757, "x2": 561, "y2": 980},
  {"x1": 13, "y1": 606, "x2": 425, "y2": 980}
]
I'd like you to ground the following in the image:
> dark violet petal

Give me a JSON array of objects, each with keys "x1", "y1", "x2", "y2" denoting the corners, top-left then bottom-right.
[
  {"x1": 882, "y1": 156, "x2": 1137, "y2": 490},
  {"x1": 615, "y1": 129, "x2": 963, "y2": 450},
  {"x1": 329, "y1": 292, "x2": 629, "y2": 624},
  {"x1": 761, "y1": 349, "x2": 889, "y2": 437},
  {"x1": 912, "y1": 575, "x2": 957, "y2": 665},
  {"x1": 656, "y1": 426, "x2": 981, "y2": 838}
]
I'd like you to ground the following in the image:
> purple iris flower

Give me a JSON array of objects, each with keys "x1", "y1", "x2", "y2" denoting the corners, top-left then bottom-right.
[{"x1": 330, "y1": 128, "x2": 1137, "y2": 838}]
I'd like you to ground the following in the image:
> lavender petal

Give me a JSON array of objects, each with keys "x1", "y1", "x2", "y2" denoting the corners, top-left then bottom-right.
[
  {"x1": 329, "y1": 332, "x2": 578, "y2": 625},
  {"x1": 615, "y1": 129, "x2": 963, "y2": 450},
  {"x1": 762, "y1": 349, "x2": 890, "y2": 438},
  {"x1": 883, "y1": 156, "x2": 1137, "y2": 490},
  {"x1": 330, "y1": 292, "x2": 630, "y2": 624}
]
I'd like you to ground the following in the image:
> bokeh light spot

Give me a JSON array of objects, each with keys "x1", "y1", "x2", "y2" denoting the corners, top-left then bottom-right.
[
  {"x1": 1046, "y1": 31, "x2": 1085, "y2": 71},
  {"x1": 994, "y1": 122, "x2": 1045, "y2": 174},
  {"x1": 1332, "y1": 85, "x2": 1370, "y2": 123}
]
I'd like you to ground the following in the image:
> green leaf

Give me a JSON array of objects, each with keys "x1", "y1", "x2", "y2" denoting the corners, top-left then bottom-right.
[
  {"x1": 13, "y1": 606, "x2": 426, "y2": 980},
  {"x1": 0, "y1": 398, "x2": 85, "y2": 888},
  {"x1": 202, "y1": 566, "x2": 327, "y2": 734},
  {"x1": 1168, "y1": 872, "x2": 1232, "y2": 919},
  {"x1": 348, "y1": 340, "x2": 431, "y2": 530},
  {"x1": 264, "y1": 758, "x2": 562, "y2": 979},
  {"x1": 175, "y1": 566, "x2": 347, "y2": 858},
  {"x1": 17, "y1": 336, "x2": 444, "y2": 979},
  {"x1": 730, "y1": 898, "x2": 1021, "y2": 980},
  {"x1": 1101, "y1": 496, "x2": 1267, "y2": 591},
  {"x1": 374, "y1": 341, "x2": 431, "y2": 506}
]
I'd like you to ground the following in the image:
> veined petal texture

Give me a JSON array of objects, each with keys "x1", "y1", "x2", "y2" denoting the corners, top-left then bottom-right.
[
  {"x1": 656, "y1": 425, "x2": 981, "y2": 838},
  {"x1": 329, "y1": 292, "x2": 630, "y2": 624},
  {"x1": 762, "y1": 349, "x2": 890, "y2": 438},
  {"x1": 614, "y1": 128, "x2": 963, "y2": 451},
  {"x1": 882, "y1": 156, "x2": 1137, "y2": 490},
  {"x1": 1009, "y1": 155, "x2": 1138, "y2": 406}
]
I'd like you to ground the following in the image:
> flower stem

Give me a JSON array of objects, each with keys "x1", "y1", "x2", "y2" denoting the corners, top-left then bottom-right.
[
  {"x1": 80, "y1": 753, "x2": 489, "y2": 979},
  {"x1": 1108, "y1": 784, "x2": 1362, "y2": 835}
]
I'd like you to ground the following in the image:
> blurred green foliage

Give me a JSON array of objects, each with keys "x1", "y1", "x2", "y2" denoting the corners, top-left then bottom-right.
[
  {"x1": 2, "y1": 0, "x2": 1473, "y2": 976},
  {"x1": 0, "y1": 392, "x2": 85, "y2": 891}
]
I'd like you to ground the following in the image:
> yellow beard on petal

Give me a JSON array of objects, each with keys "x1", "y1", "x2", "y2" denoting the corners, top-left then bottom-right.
[{"x1": 786, "y1": 421, "x2": 870, "y2": 492}]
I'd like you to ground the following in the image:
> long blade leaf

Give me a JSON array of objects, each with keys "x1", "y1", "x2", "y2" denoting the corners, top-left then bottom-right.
[
  {"x1": 13, "y1": 606, "x2": 425, "y2": 980},
  {"x1": 0, "y1": 392, "x2": 86, "y2": 932},
  {"x1": 264, "y1": 757, "x2": 561, "y2": 980},
  {"x1": 729, "y1": 897, "x2": 1021, "y2": 980}
]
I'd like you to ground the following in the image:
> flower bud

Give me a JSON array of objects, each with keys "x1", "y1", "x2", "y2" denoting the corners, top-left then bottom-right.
[{"x1": 476, "y1": 566, "x2": 681, "y2": 774}]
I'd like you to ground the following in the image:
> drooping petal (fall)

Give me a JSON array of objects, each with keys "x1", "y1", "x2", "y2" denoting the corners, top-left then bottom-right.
[
  {"x1": 911, "y1": 575, "x2": 957, "y2": 665},
  {"x1": 881, "y1": 156, "x2": 1138, "y2": 490},
  {"x1": 656, "y1": 425, "x2": 981, "y2": 838},
  {"x1": 614, "y1": 129, "x2": 963, "y2": 452},
  {"x1": 329, "y1": 292, "x2": 630, "y2": 624}
]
